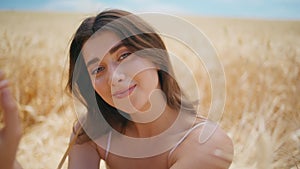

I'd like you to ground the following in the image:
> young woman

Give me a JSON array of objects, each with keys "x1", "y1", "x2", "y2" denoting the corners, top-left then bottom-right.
[{"x1": 64, "y1": 9, "x2": 233, "y2": 169}]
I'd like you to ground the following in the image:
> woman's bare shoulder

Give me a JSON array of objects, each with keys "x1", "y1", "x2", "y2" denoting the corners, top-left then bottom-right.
[
  {"x1": 67, "y1": 120, "x2": 103, "y2": 169},
  {"x1": 70, "y1": 119, "x2": 109, "y2": 158},
  {"x1": 169, "y1": 121, "x2": 234, "y2": 169}
]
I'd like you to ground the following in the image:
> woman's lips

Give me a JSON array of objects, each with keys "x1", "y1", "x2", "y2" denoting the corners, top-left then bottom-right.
[{"x1": 112, "y1": 84, "x2": 137, "y2": 99}]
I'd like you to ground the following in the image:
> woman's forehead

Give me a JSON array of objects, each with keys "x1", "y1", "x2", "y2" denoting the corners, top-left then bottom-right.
[{"x1": 82, "y1": 31, "x2": 122, "y2": 62}]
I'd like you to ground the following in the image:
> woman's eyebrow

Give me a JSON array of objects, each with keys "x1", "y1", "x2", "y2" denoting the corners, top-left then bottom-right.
[
  {"x1": 86, "y1": 57, "x2": 100, "y2": 68},
  {"x1": 108, "y1": 41, "x2": 126, "y2": 54},
  {"x1": 86, "y1": 41, "x2": 126, "y2": 68}
]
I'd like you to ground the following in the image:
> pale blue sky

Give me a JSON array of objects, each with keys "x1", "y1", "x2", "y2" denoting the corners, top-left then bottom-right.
[{"x1": 0, "y1": 0, "x2": 299, "y2": 20}]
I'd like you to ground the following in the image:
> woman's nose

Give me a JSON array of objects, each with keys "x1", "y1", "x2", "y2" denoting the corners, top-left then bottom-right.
[{"x1": 108, "y1": 65, "x2": 125, "y2": 86}]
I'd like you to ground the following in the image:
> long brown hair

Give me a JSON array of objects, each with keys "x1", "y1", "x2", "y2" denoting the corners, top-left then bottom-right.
[{"x1": 67, "y1": 9, "x2": 195, "y2": 142}]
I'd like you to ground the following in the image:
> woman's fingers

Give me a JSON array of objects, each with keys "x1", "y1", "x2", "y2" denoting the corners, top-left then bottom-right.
[
  {"x1": 0, "y1": 70, "x2": 22, "y2": 141},
  {"x1": 0, "y1": 71, "x2": 9, "y2": 90},
  {"x1": 0, "y1": 71, "x2": 22, "y2": 169},
  {"x1": 0, "y1": 86, "x2": 22, "y2": 138},
  {"x1": 0, "y1": 79, "x2": 9, "y2": 90}
]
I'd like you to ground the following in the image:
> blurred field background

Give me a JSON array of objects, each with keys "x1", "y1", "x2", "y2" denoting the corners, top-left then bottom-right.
[{"x1": 0, "y1": 11, "x2": 299, "y2": 169}]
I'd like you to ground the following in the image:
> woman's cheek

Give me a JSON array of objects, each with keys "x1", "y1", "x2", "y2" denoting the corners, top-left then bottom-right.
[
  {"x1": 94, "y1": 78, "x2": 105, "y2": 95},
  {"x1": 94, "y1": 78, "x2": 113, "y2": 103}
]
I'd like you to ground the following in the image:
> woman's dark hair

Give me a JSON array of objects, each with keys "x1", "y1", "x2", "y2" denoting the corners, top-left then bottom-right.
[{"x1": 67, "y1": 9, "x2": 195, "y2": 142}]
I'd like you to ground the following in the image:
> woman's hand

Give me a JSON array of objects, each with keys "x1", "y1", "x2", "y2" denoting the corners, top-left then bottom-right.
[{"x1": 0, "y1": 71, "x2": 23, "y2": 169}]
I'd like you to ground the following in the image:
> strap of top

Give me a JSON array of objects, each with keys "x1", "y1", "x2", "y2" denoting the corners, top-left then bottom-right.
[
  {"x1": 168, "y1": 121, "x2": 206, "y2": 158},
  {"x1": 104, "y1": 131, "x2": 112, "y2": 161}
]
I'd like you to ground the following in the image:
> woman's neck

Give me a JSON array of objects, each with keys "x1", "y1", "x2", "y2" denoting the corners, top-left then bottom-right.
[{"x1": 126, "y1": 105, "x2": 178, "y2": 138}]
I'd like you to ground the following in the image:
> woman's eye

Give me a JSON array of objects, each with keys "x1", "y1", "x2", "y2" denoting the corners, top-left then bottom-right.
[
  {"x1": 91, "y1": 66, "x2": 105, "y2": 75},
  {"x1": 118, "y1": 52, "x2": 131, "y2": 61}
]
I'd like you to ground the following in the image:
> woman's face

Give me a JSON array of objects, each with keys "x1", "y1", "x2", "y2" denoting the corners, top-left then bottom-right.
[{"x1": 82, "y1": 31, "x2": 160, "y2": 113}]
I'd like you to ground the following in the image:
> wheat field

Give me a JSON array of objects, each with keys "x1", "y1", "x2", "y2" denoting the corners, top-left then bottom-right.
[{"x1": 0, "y1": 11, "x2": 299, "y2": 169}]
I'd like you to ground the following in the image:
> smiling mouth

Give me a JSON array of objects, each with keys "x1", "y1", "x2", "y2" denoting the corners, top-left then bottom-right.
[{"x1": 112, "y1": 84, "x2": 137, "y2": 99}]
